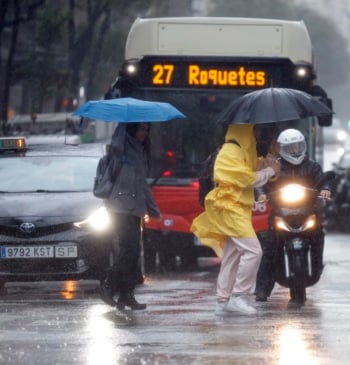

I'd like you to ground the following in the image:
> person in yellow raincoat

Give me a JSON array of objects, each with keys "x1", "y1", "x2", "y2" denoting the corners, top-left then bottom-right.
[{"x1": 191, "y1": 123, "x2": 280, "y2": 316}]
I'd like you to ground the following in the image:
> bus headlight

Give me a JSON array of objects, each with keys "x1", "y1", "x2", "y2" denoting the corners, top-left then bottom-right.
[
  {"x1": 294, "y1": 62, "x2": 315, "y2": 81},
  {"x1": 296, "y1": 66, "x2": 308, "y2": 78},
  {"x1": 123, "y1": 59, "x2": 140, "y2": 76},
  {"x1": 74, "y1": 206, "x2": 111, "y2": 232},
  {"x1": 126, "y1": 63, "x2": 138, "y2": 75}
]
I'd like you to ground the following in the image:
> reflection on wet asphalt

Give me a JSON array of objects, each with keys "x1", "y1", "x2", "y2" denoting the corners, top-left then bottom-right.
[{"x1": 1, "y1": 234, "x2": 350, "y2": 365}]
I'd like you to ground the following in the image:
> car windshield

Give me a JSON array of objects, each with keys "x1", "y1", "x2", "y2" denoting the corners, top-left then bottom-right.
[{"x1": 0, "y1": 156, "x2": 98, "y2": 192}]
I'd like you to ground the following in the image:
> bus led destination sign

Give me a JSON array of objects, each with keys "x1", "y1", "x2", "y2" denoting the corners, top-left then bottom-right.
[
  {"x1": 151, "y1": 63, "x2": 266, "y2": 88},
  {"x1": 135, "y1": 58, "x2": 277, "y2": 89},
  {"x1": 131, "y1": 57, "x2": 292, "y2": 90}
]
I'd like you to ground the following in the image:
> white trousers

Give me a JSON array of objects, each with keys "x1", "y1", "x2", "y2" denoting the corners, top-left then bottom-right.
[{"x1": 216, "y1": 236, "x2": 262, "y2": 301}]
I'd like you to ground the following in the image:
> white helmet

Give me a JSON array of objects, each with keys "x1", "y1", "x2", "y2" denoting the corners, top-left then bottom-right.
[{"x1": 277, "y1": 129, "x2": 306, "y2": 165}]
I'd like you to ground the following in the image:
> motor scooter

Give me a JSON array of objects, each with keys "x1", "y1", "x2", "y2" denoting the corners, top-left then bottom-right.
[{"x1": 267, "y1": 172, "x2": 334, "y2": 305}]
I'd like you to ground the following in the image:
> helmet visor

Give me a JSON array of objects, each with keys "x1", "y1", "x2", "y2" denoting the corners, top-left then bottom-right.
[{"x1": 280, "y1": 141, "x2": 306, "y2": 158}]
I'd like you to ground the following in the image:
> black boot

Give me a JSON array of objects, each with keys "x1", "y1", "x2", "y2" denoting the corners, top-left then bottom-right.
[
  {"x1": 255, "y1": 291, "x2": 268, "y2": 302},
  {"x1": 117, "y1": 291, "x2": 147, "y2": 310},
  {"x1": 99, "y1": 279, "x2": 116, "y2": 307}
]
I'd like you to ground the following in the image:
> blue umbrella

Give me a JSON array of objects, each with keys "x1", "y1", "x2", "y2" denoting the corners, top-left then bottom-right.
[{"x1": 72, "y1": 97, "x2": 186, "y2": 122}]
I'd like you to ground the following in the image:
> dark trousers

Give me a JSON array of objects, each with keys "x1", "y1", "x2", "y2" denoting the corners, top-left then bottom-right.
[
  {"x1": 107, "y1": 213, "x2": 142, "y2": 294},
  {"x1": 256, "y1": 230, "x2": 276, "y2": 296}
]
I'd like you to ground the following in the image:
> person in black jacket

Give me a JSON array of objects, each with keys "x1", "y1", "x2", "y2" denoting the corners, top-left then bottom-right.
[
  {"x1": 255, "y1": 128, "x2": 332, "y2": 302},
  {"x1": 100, "y1": 122, "x2": 161, "y2": 310}
]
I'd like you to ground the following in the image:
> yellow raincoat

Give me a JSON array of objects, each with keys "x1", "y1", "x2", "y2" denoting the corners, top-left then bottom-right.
[{"x1": 191, "y1": 124, "x2": 259, "y2": 258}]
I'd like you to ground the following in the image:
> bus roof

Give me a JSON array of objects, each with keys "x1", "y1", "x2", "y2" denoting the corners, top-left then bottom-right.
[{"x1": 125, "y1": 17, "x2": 312, "y2": 64}]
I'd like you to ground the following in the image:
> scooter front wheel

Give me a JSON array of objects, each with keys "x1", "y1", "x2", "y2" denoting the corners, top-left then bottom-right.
[{"x1": 290, "y1": 253, "x2": 306, "y2": 305}]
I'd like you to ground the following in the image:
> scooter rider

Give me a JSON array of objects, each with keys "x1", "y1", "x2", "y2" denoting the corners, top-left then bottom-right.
[{"x1": 255, "y1": 128, "x2": 332, "y2": 302}]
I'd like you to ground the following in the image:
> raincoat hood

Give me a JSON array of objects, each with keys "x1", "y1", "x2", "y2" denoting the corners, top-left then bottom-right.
[{"x1": 225, "y1": 124, "x2": 257, "y2": 170}]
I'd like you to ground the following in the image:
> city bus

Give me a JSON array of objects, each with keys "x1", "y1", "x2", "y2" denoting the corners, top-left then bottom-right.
[{"x1": 106, "y1": 17, "x2": 333, "y2": 271}]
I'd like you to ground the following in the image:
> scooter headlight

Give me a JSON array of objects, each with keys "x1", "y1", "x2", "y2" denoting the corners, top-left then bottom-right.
[
  {"x1": 74, "y1": 206, "x2": 111, "y2": 232},
  {"x1": 280, "y1": 184, "x2": 305, "y2": 203},
  {"x1": 274, "y1": 217, "x2": 289, "y2": 231},
  {"x1": 274, "y1": 214, "x2": 317, "y2": 232},
  {"x1": 304, "y1": 214, "x2": 316, "y2": 230}
]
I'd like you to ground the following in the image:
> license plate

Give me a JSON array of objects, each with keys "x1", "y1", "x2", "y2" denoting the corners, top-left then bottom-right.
[
  {"x1": 55, "y1": 246, "x2": 78, "y2": 258},
  {"x1": 0, "y1": 245, "x2": 77, "y2": 259}
]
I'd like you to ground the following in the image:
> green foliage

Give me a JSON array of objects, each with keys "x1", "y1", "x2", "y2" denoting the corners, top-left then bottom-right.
[
  {"x1": 5, "y1": 0, "x2": 346, "y2": 118},
  {"x1": 95, "y1": 0, "x2": 152, "y2": 86},
  {"x1": 2, "y1": 0, "x2": 200, "y2": 118},
  {"x1": 36, "y1": 6, "x2": 67, "y2": 47}
]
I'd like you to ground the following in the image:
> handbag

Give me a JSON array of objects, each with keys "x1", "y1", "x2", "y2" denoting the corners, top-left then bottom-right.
[{"x1": 93, "y1": 153, "x2": 121, "y2": 199}]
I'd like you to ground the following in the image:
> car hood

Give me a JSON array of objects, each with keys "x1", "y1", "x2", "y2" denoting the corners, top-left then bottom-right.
[{"x1": 0, "y1": 192, "x2": 103, "y2": 224}]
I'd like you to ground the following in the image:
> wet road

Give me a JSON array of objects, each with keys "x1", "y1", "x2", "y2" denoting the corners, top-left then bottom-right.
[{"x1": 1, "y1": 233, "x2": 350, "y2": 365}]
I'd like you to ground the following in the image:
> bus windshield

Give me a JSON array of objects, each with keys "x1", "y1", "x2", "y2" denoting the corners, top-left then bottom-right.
[{"x1": 130, "y1": 88, "x2": 314, "y2": 180}]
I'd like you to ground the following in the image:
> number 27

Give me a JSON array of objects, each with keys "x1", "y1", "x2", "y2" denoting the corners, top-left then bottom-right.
[{"x1": 153, "y1": 64, "x2": 174, "y2": 85}]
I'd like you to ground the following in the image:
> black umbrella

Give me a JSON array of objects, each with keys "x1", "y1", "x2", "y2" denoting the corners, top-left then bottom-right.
[{"x1": 217, "y1": 87, "x2": 333, "y2": 124}]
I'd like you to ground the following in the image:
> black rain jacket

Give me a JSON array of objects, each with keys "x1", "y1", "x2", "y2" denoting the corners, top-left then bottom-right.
[{"x1": 256, "y1": 157, "x2": 332, "y2": 197}]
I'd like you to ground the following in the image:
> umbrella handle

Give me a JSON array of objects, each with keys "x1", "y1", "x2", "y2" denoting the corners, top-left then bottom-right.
[{"x1": 110, "y1": 123, "x2": 126, "y2": 154}]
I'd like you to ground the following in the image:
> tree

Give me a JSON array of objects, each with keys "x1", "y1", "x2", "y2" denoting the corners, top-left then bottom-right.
[
  {"x1": 64, "y1": 0, "x2": 110, "y2": 110},
  {"x1": 85, "y1": 0, "x2": 152, "y2": 101},
  {"x1": 25, "y1": 4, "x2": 67, "y2": 113},
  {"x1": 0, "y1": 0, "x2": 195, "y2": 125},
  {"x1": 102, "y1": 0, "x2": 194, "y2": 99},
  {"x1": 0, "y1": 0, "x2": 45, "y2": 130}
]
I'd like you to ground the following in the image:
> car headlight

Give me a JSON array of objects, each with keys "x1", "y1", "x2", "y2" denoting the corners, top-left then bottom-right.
[
  {"x1": 74, "y1": 206, "x2": 111, "y2": 232},
  {"x1": 337, "y1": 130, "x2": 347, "y2": 142}
]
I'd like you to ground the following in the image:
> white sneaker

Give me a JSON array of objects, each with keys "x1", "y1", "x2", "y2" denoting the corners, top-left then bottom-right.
[
  {"x1": 227, "y1": 296, "x2": 257, "y2": 315},
  {"x1": 214, "y1": 301, "x2": 232, "y2": 317}
]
